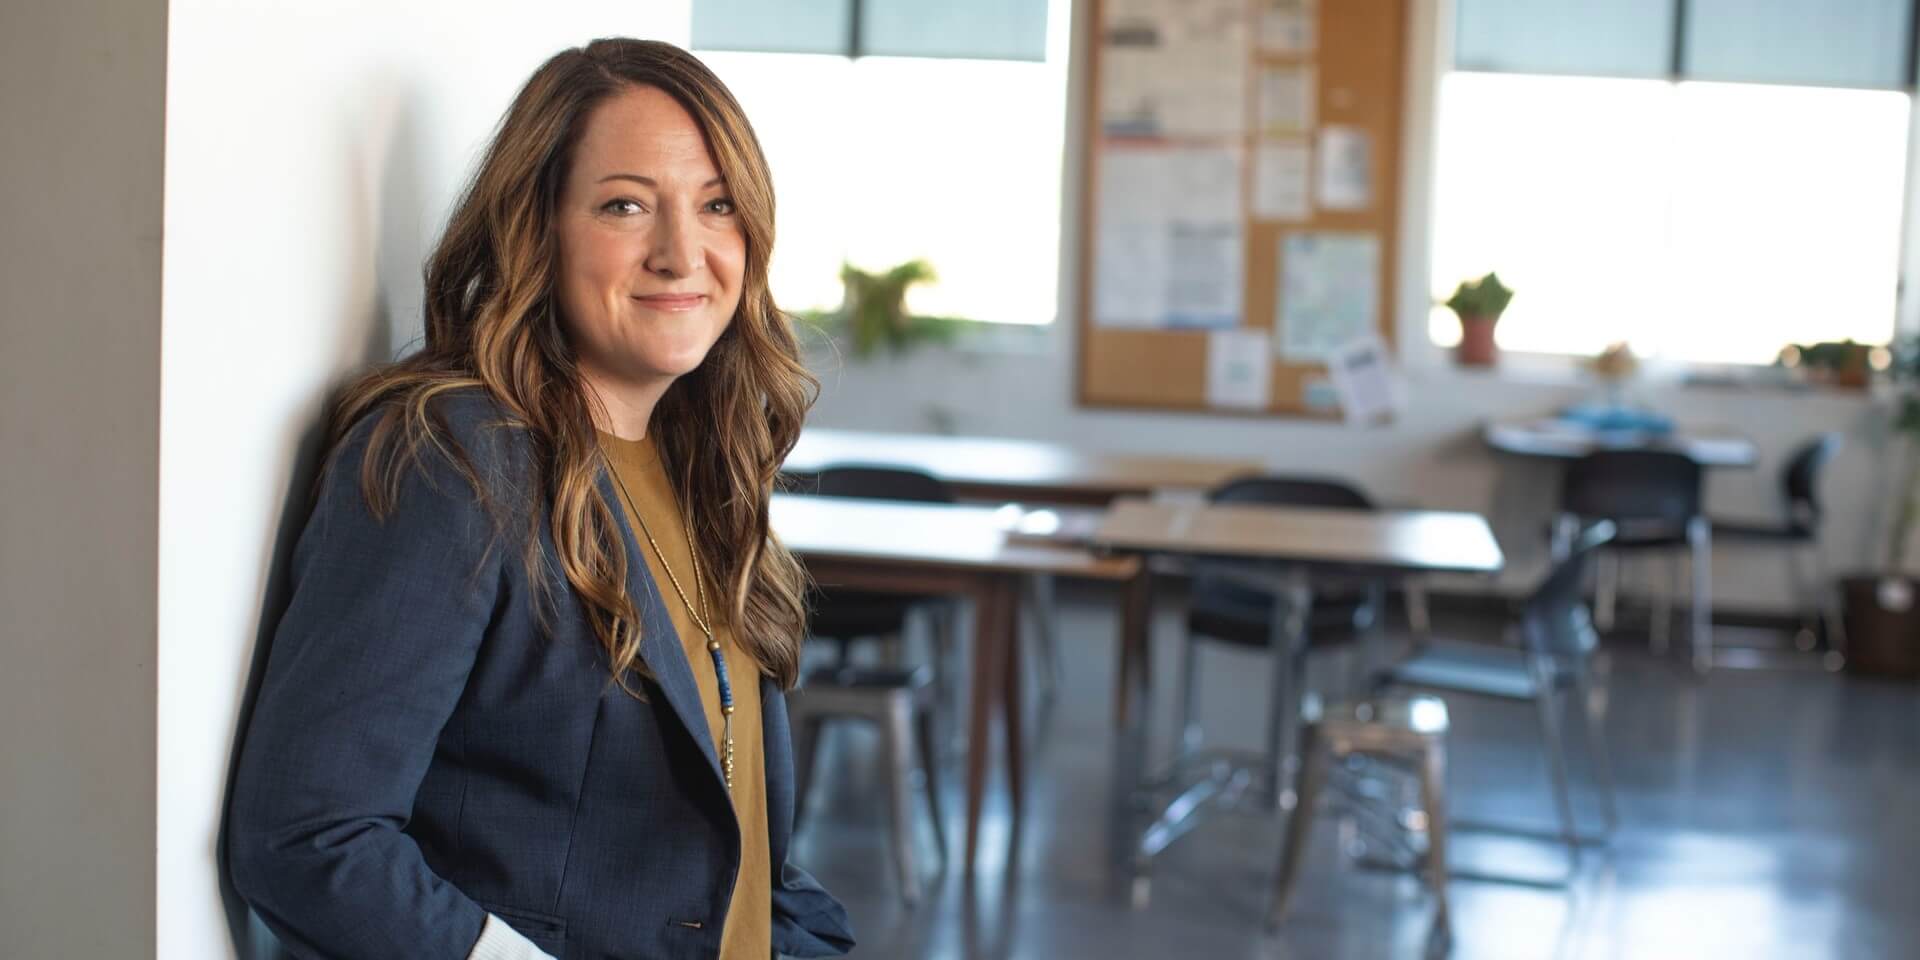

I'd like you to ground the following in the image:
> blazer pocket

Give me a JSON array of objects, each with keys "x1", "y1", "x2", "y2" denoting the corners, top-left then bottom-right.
[{"x1": 478, "y1": 900, "x2": 569, "y2": 939}]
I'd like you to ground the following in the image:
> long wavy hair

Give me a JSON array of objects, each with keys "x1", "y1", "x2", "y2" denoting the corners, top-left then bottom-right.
[{"x1": 329, "y1": 38, "x2": 815, "y2": 693}]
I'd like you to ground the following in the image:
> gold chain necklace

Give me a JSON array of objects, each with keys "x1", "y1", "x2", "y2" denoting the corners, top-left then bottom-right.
[{"x1": 601, "y1": 444, "x2": 736, "y2": 793}]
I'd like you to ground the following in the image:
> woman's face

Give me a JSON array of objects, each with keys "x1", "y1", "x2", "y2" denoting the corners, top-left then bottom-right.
[{"x1": 554, "y1": 84, "x2": 744, "y2": 401}]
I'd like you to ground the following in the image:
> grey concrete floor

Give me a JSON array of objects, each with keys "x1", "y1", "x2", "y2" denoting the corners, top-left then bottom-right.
[{"x1": 788, "y1": 587, "x2": 1920, "y2": 959}]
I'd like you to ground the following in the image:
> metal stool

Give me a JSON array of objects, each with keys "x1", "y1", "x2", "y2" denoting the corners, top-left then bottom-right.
[
  {"x1": 1269, "y1": 695, "x2": 1451, "y2": 934},
  {"x1": 790, "y1": 663, "x2": 947, "y2": 904}
]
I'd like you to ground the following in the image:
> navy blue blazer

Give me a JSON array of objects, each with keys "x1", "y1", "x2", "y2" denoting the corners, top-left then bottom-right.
[{"x1": 228, "y1": 391, "x2": 852, "y2": 959}]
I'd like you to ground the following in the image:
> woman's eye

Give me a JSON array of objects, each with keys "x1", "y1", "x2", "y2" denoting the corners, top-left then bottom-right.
[
  {"x1": 601, "y1": 198, "x2": 644, "y2": 216},
  {"x1": 706, "y1": 198, "x2": 736, "y2": 216}
]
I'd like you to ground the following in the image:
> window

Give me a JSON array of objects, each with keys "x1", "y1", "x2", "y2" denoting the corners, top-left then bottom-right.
[
  {"x1": 1428, "y1": 71, "x2": 1910, "y2": 364},
  {"x1": 699, "y1": 0, "x2": 1072, "y2": 325}
]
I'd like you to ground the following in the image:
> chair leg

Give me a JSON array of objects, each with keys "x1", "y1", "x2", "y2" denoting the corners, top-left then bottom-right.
[
  {"x1": 1575, "y1": 671, "x2": 1618, "y2": 834},
  {"x1": 1650, "y1": 553, "x2": 1674, "y2": 657},
  {"x1": 882, "y1": 696, "x2": 923, "y2": 904},
  {"x1": 1175, "y1": 630, "x2": 1203, "y2": 760},
  {"x1": 1024, "y1": 573, "x2": 1063, "y2": 708},
  {"x1": 1404, "y1": 578, "x2": 1433, "y2": 636},
  {"x1": 1810, "y1": 546, "x2": 1848, "y2": 667},
  {"x1": 1595, "y1": 550, "x2": 1620, "y2": 633},
  {"x1": 915, "y1": 703, "x2": 948, "y2": 868},
  {"x1": 1688, "y1": 517, "x2": 1713, "y2": 674},
  {"x1": 1532, "y1": 689, "x2": 1581, "y2": 869},
  {"x1": 1264, "y1": 581, "x2": 1312, "y2": 810},
  {"x1": 1787, "y1": 544, "x2": 1820, "y2": 652},
  {"x1": 1267, "y1": 722, "x2": 1327, "y2": 930},
  {"x1": 1417, "y1": 739, "x2": 1451, "y2": 934},
  {"x1": 791, "y1": 712, "x2": 824, "y2": 833}
]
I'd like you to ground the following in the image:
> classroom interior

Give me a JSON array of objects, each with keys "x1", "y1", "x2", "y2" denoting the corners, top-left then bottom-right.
[{"x1": 4, "y1": 0, "x2": 1919, "y2": 958}]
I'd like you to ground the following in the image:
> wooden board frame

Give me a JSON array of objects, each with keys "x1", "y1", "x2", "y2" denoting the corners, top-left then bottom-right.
[{"x1": 1073, "y1": 0, "x2": 1410, "y2": 417}]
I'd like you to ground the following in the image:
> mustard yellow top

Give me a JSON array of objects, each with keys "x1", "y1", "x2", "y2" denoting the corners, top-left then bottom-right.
[{"x1": 599, "y1": 430, "x2": 770, "y2": 960}]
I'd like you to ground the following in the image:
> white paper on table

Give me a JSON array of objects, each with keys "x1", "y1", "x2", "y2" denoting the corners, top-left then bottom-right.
[
  {"x1": 1276, "y1": 231, "x2": 1379, "y2": 360},
  {"x1": 1257, "y1": 64, "x2": 1315, "y2": 137},
  {"x1": 1206, "y1": 328, "x2": 1272, "y2": 409},
  {"x1": 1259, "y1": 0, "x2": 1315, "y2": 54},
  {"x1": 1316, "y1": 125, "x2": 1372, "y2": 211},
  {"x1": 1325, "y1": 333, "x2": 1401, "y2": 425},
  {"x1": 1253, "y1": 142, "x2": 1312, "y2": 221},
  {"x1": 1164, "y1": 222, "x2": 1243, "y2": 328}
]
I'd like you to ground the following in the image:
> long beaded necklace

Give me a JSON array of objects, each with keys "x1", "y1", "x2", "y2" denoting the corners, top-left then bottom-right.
[{"x1": 602, "y1": 445, "x2": 735, "y2": 793}]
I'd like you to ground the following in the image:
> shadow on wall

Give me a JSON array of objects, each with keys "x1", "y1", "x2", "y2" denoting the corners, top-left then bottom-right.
[{"x1": 215, "y1": 78, "x2": 433, "y2": 959}]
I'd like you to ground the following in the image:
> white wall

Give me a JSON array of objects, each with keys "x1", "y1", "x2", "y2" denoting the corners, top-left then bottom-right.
[
  {"x1": 0, "y1": 1, "x2": 166, "y2": 957},
  {"x1": 158, "y1": 3, "x2": 691, "y2": 957},
  {"x1": 800, "y1": 0, "x2": 1910, "y2": 612}
]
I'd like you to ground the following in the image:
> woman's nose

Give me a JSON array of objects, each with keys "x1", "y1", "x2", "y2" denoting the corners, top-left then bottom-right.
[{"x1": 644, "y1": 206, "x2": 699, "y2": 279}]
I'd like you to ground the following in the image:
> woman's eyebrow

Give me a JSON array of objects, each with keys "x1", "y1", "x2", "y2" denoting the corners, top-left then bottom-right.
[{"x1": 596, "y1": 173, "x2": 726, "y2": 189}]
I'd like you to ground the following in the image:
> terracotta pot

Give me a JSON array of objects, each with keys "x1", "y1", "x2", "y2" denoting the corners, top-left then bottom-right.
[
  {"x1": 1456, "y1": 314, "x2": 1498, "y2": 367},
  {"x1": 1842, "y1": 574, "x2": 1920, "y2": 679}
]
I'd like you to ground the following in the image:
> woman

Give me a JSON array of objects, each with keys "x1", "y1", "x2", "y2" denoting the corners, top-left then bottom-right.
[{"x1": 228, "y1": 39, "x2": 852, "y2": 960}]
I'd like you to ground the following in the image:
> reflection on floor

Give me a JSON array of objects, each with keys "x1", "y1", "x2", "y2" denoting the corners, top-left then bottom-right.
[{"x1": 789, "y1": 587, "x2": 1920, "y2": 959}]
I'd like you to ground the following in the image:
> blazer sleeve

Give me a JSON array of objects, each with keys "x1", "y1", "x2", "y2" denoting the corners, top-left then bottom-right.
[{"x1": 228, "y1": 412, "x2": 508, "y2": 959}]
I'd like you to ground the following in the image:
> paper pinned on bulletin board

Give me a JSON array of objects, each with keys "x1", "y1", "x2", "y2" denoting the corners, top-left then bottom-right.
[
  {"x1": 1257, "y1": 64, "x2": 1315, "y2": 137},
  {"x1": 1094, "y1": 144, "x2": 1244, "y2": 329},
  {"x1": 1316, "y1": 125, "x2": 1372, "y2": 211},
  {"x1": 1276, "y1": 231, "x2": 1379, "y2": 360},
  {"x1": 1254, "y1": 142, "x2": 1312, "y2": 222},
  {"x1": 1325, "y1": 333, "x2": 1401, "y2": 425},
  {"x1": 1258, "y1": 0, "x2": 1315, "y2": 54},
  {"x1": 1206, "y1": 328, "x2": 1272, "y2": 410},
  {"x1": 1100, "y1": 0, "x2": 1250, "y2": 139}
]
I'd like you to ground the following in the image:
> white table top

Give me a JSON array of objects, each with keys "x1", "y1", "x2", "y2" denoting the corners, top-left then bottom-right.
[
  {"x1": 772, "y1": 493, "x2": 1139, "y2": 579},
  {"x1": 1091, "y1": 498, "x2": 1505, "y2": 575},
  {"x1": 786, "y1": 428, "x2": 1263, "y2": 498},
  {"x1": 1483, "y1": 418, "x2": 1758, "y2": 468}
]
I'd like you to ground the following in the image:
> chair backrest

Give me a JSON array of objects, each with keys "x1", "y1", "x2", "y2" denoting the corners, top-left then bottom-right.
[
  {"x1": 1189, "y1": 475, "x2": 1377, "y2": 636},
  {"x1": 1781, "y1": 432, "x2": 1841, "y2": 533},
  {"x1": 807, "y1": 464, "x2": 956, "y2": 504},
  {"x1": 1559, "y1": 450, "x2": 1702, "y2": 527},
  {"x1": 1209, "y1": 475, "x2": 1375, "y2": 510},
  {"x1": 1521, "y1": 520, "x2": 1615, "y2": 661}
]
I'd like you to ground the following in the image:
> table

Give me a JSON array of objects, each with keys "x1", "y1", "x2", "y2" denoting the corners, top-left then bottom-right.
[
  {"x1": 786, "y1": 428, "x2": 1265, "y2": 505},
  {"x1": 771, "y1": 493, "x2": 1145, "y2": 877},
  {"x1": 1088, "y1": 498, "x2": 1504, "y2": 894},
  {"x1": 1483, "y1": 417, "x2": 1758, "y2": 468}
]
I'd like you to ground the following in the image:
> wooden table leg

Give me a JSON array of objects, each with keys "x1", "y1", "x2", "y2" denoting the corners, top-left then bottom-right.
[
  {"x1": 999, "y1": 576, "x2": 1026, "y2": 828},
  {"x1": 1113, "y1": 566, "x2": 1153, "y2": 729},
  {"x1": 963, "y1": 577, "x2": 1004, "y2": 878}
]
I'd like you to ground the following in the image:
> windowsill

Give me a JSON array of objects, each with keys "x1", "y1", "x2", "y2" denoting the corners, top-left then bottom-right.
[{"x1": 1406, "y1": 344, "x2": 1898, "y2": 403}]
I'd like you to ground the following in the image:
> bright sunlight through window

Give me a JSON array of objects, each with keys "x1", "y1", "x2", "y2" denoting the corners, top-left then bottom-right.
[
  {"x1": 701, "y1": 2, "x2": 1073, "y2": 326},
  {"x1": 1430, "y1": 72, "x2": 1910, "y2": 365}
]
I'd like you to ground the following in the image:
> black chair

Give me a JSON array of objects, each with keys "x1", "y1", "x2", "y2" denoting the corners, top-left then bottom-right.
[
  {"x1": 1374, "y1": 521, "x2": 1619, "y2": 872},
  {"x1": 1553, "y1": 450, "x2": 1711, "y2": 672},
  {"x1": 803, "y1": 465, "x2": 956, "y2": 652},
  {"x1": 1711, "y1": 433, "x2": 1846, "y2": 667},
  {"x1": 1172, "y1": 477, "x2": 1392, "y2": 785}
]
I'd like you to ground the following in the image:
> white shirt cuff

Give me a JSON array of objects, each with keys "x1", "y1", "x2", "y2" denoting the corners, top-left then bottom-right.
[{"x1": 468, "y1": 912, "x2": 558, "y2": 960}]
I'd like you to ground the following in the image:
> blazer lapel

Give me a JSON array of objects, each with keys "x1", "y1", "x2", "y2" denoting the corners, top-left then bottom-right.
[{"x1": 596, "y1": 468, "x2": 727, "y2": 791}]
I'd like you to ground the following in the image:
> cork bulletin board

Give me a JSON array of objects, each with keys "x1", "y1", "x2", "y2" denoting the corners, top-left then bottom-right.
[{"x1": 1074, "y1": 0, "x2": 1409, "y2": 417}]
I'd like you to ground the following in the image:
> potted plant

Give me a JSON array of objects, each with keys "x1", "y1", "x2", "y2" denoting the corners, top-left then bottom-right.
[
  {"x1": 801, "y1": 259, "x2": 973, "y2": 360},
  {"x1": 1843, "y1": 332, "x2": 1920, "y2": 678},
  {"x1": 1785, "y1": 339, "x2": 1874, "y2": 390},
  {"x1": 1443, "y1": 272, "x2": 1513, "y2": 367}
]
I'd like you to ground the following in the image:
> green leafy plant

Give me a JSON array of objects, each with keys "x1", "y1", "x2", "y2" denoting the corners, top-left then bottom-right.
[
  {"x1": 1443, "y1": 272, "x2": 1515, "y2": 322},
  {"x1": 801, "y1": 259, "x2": 974, "y2": 360}
]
